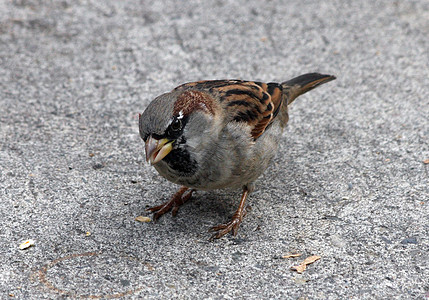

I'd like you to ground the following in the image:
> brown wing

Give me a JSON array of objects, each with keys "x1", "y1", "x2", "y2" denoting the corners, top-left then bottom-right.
[{"x1": 175, "y1": 80, "x2": 284, "y2": 140}]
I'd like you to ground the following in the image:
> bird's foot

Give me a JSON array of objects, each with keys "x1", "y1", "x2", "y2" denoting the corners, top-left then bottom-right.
[
  {"x1": 146, "y1": 186, "x2": 194, "y2": 220},
  {"x1": 209, "y1": 205, "x2": 248, "y2": 240}
]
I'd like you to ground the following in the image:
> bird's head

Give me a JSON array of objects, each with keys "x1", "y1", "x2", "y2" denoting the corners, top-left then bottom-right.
[{"x1": 139, "y1": 90, "x2": 219, "y2": 172}]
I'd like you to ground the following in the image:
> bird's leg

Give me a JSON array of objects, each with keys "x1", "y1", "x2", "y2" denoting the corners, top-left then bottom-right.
[
  {"x1": 146, "y1": 186, "x2": 194, "y2": 220},
  {"x1": 210, "y1": 187, "x2": 250, "y2": 239}
]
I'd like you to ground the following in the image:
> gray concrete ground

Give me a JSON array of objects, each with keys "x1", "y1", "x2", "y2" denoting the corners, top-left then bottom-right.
[{"x1": 1, "y1": 0, "x2": 428, "y2": 299}]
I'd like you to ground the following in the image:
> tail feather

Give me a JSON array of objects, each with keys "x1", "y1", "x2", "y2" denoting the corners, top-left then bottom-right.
[{"x1": 282, "y1": 73, "x2": 336, "y2": 105}]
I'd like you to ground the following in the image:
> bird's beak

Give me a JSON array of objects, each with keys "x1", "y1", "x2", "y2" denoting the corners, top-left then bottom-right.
[{"x1": 145, "y1": 136, "x2": 174, "y2": 164}]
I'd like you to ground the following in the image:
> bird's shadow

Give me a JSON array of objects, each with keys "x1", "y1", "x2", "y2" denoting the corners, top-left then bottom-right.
[{"x1": 143, "y1": 188, "x2": 244, "y2": 239}]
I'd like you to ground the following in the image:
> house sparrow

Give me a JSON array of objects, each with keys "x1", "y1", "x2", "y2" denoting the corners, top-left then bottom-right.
[{"x1": 139, "y1": 73, "x2": 335, "y2": 239}]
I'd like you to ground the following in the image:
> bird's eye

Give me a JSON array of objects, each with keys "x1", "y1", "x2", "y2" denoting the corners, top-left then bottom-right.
[{"x1": 170, "y1": 118, "x2": 182, "y2": 131}]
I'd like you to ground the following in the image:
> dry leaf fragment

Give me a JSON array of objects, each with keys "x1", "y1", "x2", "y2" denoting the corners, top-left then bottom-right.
[
  {"x1": 85, "y1": 231, "x2": 91, "y2": 236},
  {"x1": 144, "y1": 262, "x2": 155, "y2": 271},
  {"x1": 423, "y1": 159, "x2": 429, "y2": 164},
  {"x1": 283, "y1": 253, "x2": 302, "y2": 259},
  {"x1": 291, "y1": 264, "x2": 307, "y2": 273},
  {"x1": 291, "y1": 255, "x2": 321, "y2": 273},
  {"x1": 19, "y1": 239, "x2": 35, "y2": 250},
  {"x1": 293, "y1": 277, "x2": 308, "y2": 285},
  {"x1": 135, "y1": 216, "x2": 151, "y2": 223},
  {"x1": 302, "y1": 255, "x2": 321, "y2": 265}
]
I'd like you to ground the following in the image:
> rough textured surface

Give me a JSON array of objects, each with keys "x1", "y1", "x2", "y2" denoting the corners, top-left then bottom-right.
[{"x1": 1, "y1": 0, "x2": 428, "y2": 299}]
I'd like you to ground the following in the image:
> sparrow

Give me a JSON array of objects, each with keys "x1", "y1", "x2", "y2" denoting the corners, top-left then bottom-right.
[{"x1": 139, "y1": 73, "x2": 336, "y2": 239}]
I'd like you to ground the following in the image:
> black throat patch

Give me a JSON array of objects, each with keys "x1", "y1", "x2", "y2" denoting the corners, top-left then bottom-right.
[{"x1": 162, "y1": 146, "x2": 198, "y2": 176}]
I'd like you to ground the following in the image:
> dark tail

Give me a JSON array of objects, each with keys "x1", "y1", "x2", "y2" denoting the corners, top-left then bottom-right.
[{"x1": 282, "y1": 73, "x2": 336, "y2": 105}]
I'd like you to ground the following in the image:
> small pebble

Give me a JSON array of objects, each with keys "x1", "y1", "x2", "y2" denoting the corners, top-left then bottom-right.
[
  {"x1": 401, "y1": 237, "x2": 418, "y2": 245},
  {"x1": 19, "y1": 239, "x2": 35, "y2": 250}
]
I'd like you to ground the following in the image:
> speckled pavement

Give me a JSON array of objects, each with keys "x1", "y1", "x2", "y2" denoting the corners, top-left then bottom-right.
[{"x1": 1, "y1": 1, "x2": 428, "y2": 299}]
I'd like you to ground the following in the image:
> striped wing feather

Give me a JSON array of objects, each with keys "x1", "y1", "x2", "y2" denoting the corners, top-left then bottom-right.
[{"x1": 174, "y1": 80, "x2": 284, "y2": 140}]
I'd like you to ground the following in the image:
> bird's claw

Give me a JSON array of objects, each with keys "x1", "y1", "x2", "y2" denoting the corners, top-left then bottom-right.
[
  {"x1": 146, "y1": 187, "x2": 194, "y2": 220},
  {"x1": 209, "y1": 206, "x2": 248, "y2": 240}
]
